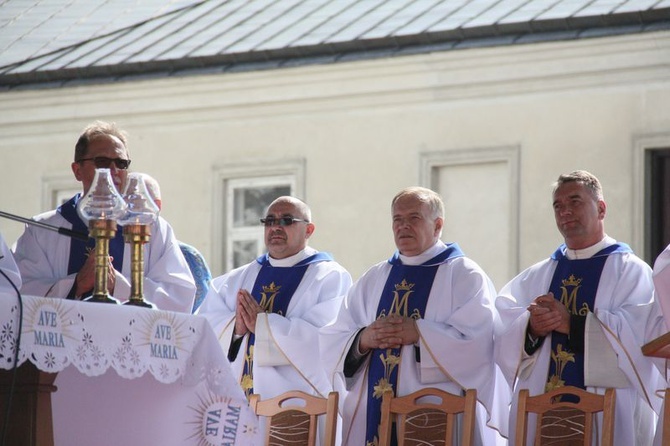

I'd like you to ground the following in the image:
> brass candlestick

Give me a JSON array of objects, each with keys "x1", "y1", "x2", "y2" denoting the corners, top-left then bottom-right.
[
  {"x1": 86, "y1": 218, "x2": 120, "y2": 304},
  {"x1": 77, "y1": 167, "x2": 128, "y2": 304},
  {"x1": 122, "y1": 223, "x2": 155, "y2": 308}
]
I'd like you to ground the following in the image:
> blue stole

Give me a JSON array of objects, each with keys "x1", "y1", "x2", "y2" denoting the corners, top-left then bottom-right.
[
  {"x1": 365, "y1": 243, "x2": 464, "y2": 446},
  {"x1": 240, "y1": 251, "x2": 333, "y2": 397},
  {"x1": 545, "y1": 243, "x2": 631, "y2": 392},
  {"x1": 58, "y1": 194, "x2": 124, "y2": 277}
]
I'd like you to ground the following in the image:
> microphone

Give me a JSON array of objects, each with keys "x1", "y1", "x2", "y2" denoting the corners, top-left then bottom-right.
[{"x1": 0, "y1": 210, "x2": 89, "y2": 241}]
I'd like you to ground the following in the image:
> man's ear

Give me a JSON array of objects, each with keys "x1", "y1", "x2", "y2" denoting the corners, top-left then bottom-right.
[
  {"x1": 71, "y1": 162, "x2": 83, "y2": 182},
  {"x1": 434, "y1": 217, "x2": 444, "y2": 236},
  {"x1": 597, "y1": 200, "x2": 607, "y2": 220},
  {"x1": 305, "y1": 222, "x2": 315, "y2": 239}
]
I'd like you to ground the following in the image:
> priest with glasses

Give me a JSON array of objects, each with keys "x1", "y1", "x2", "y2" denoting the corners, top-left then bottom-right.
[
  {"x1": 199, "y1": 196, "x2": 352, "y2": 444},
  {"x1": 12, "y1": 120, "x2": 195, "y2": 313}
]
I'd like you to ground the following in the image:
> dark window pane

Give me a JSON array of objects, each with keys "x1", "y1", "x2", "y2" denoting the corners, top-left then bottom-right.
[{"x1": 233, "y1": 185, "x2": 291, "y2": 227}]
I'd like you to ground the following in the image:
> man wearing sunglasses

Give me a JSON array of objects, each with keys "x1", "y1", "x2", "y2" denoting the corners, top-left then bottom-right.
[
  {"x1": 199, "y1": 196, "x2": 352, "y2": 442},
  {"x1": 12, "y1": 120, "x2": 196, "y2": 313}
]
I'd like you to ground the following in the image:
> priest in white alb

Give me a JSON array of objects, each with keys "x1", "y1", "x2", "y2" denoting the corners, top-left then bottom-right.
[
  {"x1": 12, "y1": 121, "x2": 196, "y2": 313},
  {"x1": 495, "y1": 170, "x2": 665, "y2": 445},
  {"x1": 651, "y1": 243, "x2": 670, "y2": 446},
  {"x1": 320, "y1": 187, "x2": 509, "y2": 446},
  {"x1": 199, "y1": 196, "x2": 352, "y2": 444}
]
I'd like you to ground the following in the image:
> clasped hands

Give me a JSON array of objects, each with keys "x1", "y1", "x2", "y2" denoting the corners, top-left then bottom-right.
[
  {"x1": 527, "y1": 292, "x2": 570, "y2": 338},
  {"x1": 234, "y1": 289, "x2": 264, "y2": 336},
  {"x1": 359, "y1": 315, "x2": 419, "y2": 353}
]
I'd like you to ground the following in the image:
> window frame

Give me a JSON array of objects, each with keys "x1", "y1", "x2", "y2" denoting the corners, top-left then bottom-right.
[
  {"x1": 633, "y1": 133, "x2": 670, "y2": 264},
  {"x1": 212, "y1": 159, "x2": 305, "y2": 275}
]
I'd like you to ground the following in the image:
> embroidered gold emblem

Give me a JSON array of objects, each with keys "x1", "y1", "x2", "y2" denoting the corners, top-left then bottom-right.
[
  {"x1": 546, "y1": 344, "x2": 575, "y2": 392},
  {"x1": 559, "y1": 274, "x2": 583, "y2": 315},
  {"x1": 389, "y1": 279, "x2": 415, "y2": 317},
  {"x1": 259, "y1": 282, "x2": 281, "y2": 313},
  {"x1": 373, "y1": 350, "x2": 401, "y2": 399},
  {"x1": 395, "y1": 279, "x2": 414, "y2": 291},
  {"x1": 562, "y1": 274, "x2": 582, "y2": 287},
  {"x1": 242, "y1": 345, "x2": 255, "y2": 398}
]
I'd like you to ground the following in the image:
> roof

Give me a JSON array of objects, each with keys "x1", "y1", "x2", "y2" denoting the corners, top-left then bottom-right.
[{"x1": 1, "y1": 0, "x2": 669, "y2": 89}]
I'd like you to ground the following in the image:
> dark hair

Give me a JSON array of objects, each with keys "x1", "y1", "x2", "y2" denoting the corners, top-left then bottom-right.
[{"x1": 74, "y1": 121, "x2": 128, "y2": 161}]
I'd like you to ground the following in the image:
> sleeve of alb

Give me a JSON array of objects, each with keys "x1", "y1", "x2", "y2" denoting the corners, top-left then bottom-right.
[
  {"x1": 344, "y1": 328, "x2": 369, "y2": 377},
  {"x1": 227, "y1": 333, "x2": 245, "y2": 362},
  {"x1": 524, "y1": 324, "x2": 545, "y2": 355},
  {"x1": 567, "y1": 314, "x2": 586, "y2": 354}
]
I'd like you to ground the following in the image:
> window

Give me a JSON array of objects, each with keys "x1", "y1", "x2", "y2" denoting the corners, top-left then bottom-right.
[
  {"x1": 646, "y1": 148, "x2": 670, "y2": 264},
  {"x1": 43, "y1": 174, "x2": 80, "y2": 209},
  {"x1": 226, "y1": 177, "x2": 293, "y2": 270},
  {"x1": 212, "y1": 159, "x2": 305, "y2": 275}
]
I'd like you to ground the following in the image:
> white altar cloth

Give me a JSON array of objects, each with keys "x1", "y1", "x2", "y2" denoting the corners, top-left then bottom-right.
[{"x1": 0, "y1": 292, "x2": 260, "y2": 446}]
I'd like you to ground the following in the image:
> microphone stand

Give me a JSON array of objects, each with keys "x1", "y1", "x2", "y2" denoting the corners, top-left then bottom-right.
[{"x1": 0, "y1": 210, "x2": 89, "y2": 241}]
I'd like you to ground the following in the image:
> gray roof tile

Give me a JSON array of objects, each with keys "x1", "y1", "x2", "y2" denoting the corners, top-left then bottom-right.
[{"x1": 0, "y1": 0, "x2": 668, "y2": 87}]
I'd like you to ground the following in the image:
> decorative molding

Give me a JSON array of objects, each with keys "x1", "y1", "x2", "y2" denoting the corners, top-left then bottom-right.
[
  {"x1": 632, "y1": 132, "x2": 670, "y2": 259},
  {"x1": 211, "y1": 158, "x2": 305, "y2": 275},
  {"x1": 42, "y1": 173, "x2": 79, "y2": 210},
  {"x1": 0, "y1": 32, "x2": 667, "y2": 133},
  {"x1": 420, "y1": 145, "x2": 521, "y2": 276}
]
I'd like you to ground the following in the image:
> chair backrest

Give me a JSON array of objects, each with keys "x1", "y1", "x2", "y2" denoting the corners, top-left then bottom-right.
[
  {"x1": 515, "y1": 386, "x2": 616, "y2": 446},
  {"x1": 249, "y1": 390, "x2": 338, "y2": 446},
  {"x1": 663, "y1": 388, "x2": 670, "y2": 446},
  {"x1": 378, "y1": 387, "x2": 477, "y2": 446}
]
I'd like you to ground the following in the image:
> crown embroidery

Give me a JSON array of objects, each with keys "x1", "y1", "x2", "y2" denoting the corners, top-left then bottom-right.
[
  {"x1": 394, "y1": 279, "x2": 414, "y2": 292},
  {"x1": 262, "y1": 282, "x2": 281, "y2": 294},
  {"x1": 562, "y1": 274, "x2": 582, "y2": 287}
]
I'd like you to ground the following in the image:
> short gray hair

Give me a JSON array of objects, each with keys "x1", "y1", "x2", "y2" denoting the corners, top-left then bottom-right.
[
  {"x1": 553, "y1": 170, "x2": 603, "y2": 200},
  {"x1": 391, "y1": 187, "x2": 445, "y2": 220}
]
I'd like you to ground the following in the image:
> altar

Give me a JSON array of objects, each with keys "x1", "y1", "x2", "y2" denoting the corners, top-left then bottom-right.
[{"x1": 0, "y1": 293, "x2": 259, "y2": 446}]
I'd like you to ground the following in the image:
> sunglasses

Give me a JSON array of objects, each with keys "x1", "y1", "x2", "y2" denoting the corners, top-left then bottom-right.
[
  {"x1": 260, "y1": 217, "x2": 310, "y2": 227},
  {"x1": 77, "y1": 156, "x2": 131, "y2": 170}
]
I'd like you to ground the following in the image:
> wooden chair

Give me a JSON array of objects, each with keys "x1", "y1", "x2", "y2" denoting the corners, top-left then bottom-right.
[
  {"x1": 378, "y1": 387, "x2": 477, "y2": 446},
  {"x1": 249, "y1": 390, "x2": 338, "y2": 446},
  {"x1": 663, "y1": 388, "x2": 670, "y2": 446},
  {"x1": 515, "y1": 386, "x2": 615, "y2": 446}
]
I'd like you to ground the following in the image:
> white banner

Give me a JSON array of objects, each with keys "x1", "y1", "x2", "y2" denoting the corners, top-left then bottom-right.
[{"x1": 0, "y1": 293, "x2": 261, "y2": 445}]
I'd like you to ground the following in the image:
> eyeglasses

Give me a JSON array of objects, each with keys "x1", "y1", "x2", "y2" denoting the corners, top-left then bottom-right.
[
  {"x1": 77, "y1": 157, "x2": 131, "y2": 170},
  {"x1": 260, "y1": 217, "x2": 310, "y2": 227}
]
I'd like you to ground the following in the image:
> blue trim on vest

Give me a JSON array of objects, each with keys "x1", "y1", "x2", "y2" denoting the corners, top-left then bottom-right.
[
  {"x1": 58, "y1": 194, "x2": 124, "y2": 276},
  {"x1": 550, "y1": 242, "x2": 632, "y2": 260},
  {"x1": 387, "y1": 242, "x2": 464, "y2": 266},
  {"x1": 255, "y1": 251, "x2": 333, "y2": 266}
]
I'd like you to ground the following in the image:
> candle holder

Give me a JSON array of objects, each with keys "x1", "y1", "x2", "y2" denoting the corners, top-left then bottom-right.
[
  {"x1": 87, "y1": 219, "x2": 119, "y2": 304},
  {"x1": 76, "y1": 168, "x2": 128, "y2": 304},
  {"x1": 119, "y1": 173, "x2": 159, "y2": 309},
  {"x1": 122, "y1": 223, "x2": 155, "y2": 308}
]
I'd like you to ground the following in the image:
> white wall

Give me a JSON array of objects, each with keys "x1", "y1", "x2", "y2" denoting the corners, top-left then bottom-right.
[{"x1": 0, "y1": 30, "x2": 668, "y2": 288}]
